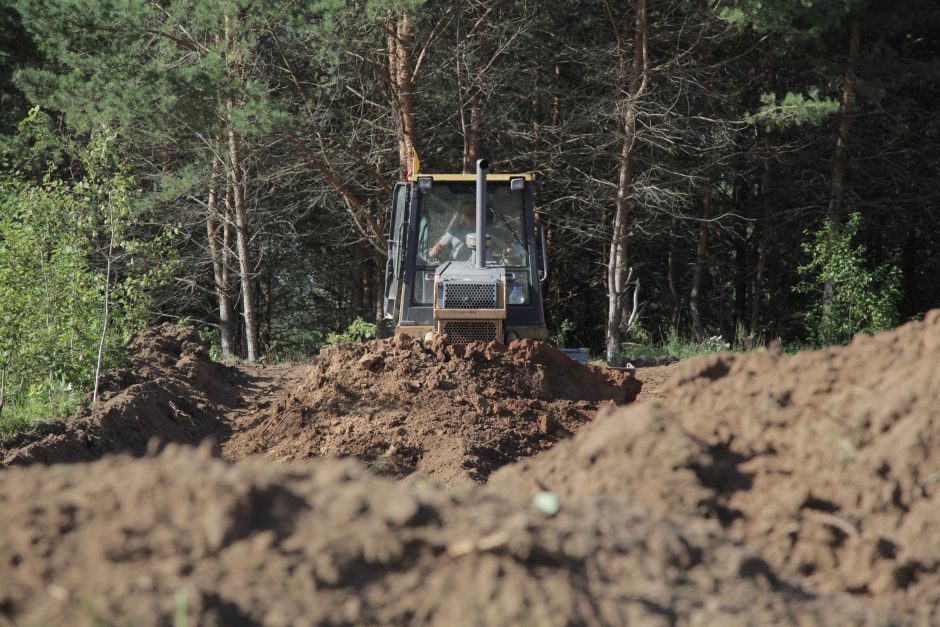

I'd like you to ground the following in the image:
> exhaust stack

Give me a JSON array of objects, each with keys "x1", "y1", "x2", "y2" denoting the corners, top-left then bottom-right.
[{"x1": 475, "y1": 159, "x2": 489, "y2": 269}]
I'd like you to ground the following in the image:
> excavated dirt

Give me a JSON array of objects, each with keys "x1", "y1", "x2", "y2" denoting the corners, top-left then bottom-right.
[
  {"x1": 633, "y1": 361, "x2": 681, "y2": 402},
  {"x1": 3, "y1": 312, "x2": 940, "y2": 624},
  {"x1": 0, "y1": 445, "x2": 890, "y2": 627},
  {"x1": 223, "y1": 334, "x2": 641, "y2": 485},
  {"x1": 0, "y1": 325, "x2": 243, "y2": 468},
  {"x1": 493, "y1": 310, "x2": 940, "y2": 624}
]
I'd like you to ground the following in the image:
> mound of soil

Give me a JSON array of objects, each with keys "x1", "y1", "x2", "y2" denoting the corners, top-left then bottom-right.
[
  {"x1": 493, "y1": 310, "x2": 940, "y2": 622},
  {"x1": 223, "y1": 335, "x2": 640, "y2": 485},
  {"x1": 0, "y1": 325, "x2": 241, "y2": 468},
  {"x1": 0, "y1": 445, "x2": 889, "y2": 627}
]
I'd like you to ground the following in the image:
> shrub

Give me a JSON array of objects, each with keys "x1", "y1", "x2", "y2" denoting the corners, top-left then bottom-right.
[
  {"x1": 327, "y1": 317, "x2": 377, "y2": 344},
  {"x1": 795, "y1": 213, "x2": 901, "y2": 346}
]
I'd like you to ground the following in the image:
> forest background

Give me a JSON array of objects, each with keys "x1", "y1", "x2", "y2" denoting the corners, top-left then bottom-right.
[{"x1": 0, "y1": 0, "x2": 938, "y2": 427}]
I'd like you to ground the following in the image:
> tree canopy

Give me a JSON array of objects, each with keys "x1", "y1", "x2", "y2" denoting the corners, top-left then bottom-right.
[{"x1": 1, "y1": 0, "x2": 938, "y2": 417}]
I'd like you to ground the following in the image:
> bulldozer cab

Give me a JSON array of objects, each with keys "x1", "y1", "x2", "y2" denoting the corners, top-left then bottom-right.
[{"x1": 383, "y1": 165, "x2": 549, "y2": 344}]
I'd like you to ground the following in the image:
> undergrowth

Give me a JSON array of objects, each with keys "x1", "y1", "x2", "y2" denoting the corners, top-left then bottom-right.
[
  {"x1": 0, "y1": 384, "x2": 78, "y2": 438},
  {"x1": 620, "y1": 330, "x2": 732, "y2": 362},
  {"x1": 618, "y1": 326, "x2": 812, "y2": 363}
]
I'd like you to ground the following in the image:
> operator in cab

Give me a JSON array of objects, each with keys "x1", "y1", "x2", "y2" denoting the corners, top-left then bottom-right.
[
  {"x1": 427, "y1": 201, "x2": 525, "y2": 264},
  {"x1": 428, "y1": 202, "x2": 475, "y2": 261}
]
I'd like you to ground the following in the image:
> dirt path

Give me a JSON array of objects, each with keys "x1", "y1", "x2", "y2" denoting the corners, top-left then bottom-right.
[
  {"x1": 633, "y1": 361, "x2": 681, "y2": 402},
  {"x1": 223, "y1": 362, "x2": 313, "y2": 432}
]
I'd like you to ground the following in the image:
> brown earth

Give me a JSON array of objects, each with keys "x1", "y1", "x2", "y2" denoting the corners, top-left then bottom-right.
[
  {"x1": 0, "y1": 444, "x2": 889, "y2": 627},
  {"x1": 2, "y1": 313, "x2": 939, "y2": 624},
  {"x1": 223, "y1": 334, "x2": 641, "y2": 485},
  {"x1": 493, "y1": 310, "x2": 940, "y2": 624},
  {"x1": 1, "y1": 327, "x2": 640, "y2": 486},
  {"x1": 633, "y1": 361, "x2": 681, "y2": 402},
  {"x1": 0, "y1": 325, "x2": 243, "y2": 467}
]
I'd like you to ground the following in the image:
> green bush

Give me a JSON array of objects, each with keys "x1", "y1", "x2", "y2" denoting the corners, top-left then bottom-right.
[
  {"x1": 795, "y1": 213, "x2": 901, "y2": 346},
  {"x1": 0, "y1": 119, "x2": 174, "y2": 433},
  {"x1": 327, "y1": 317, "x2": 377, "y2": 345}
]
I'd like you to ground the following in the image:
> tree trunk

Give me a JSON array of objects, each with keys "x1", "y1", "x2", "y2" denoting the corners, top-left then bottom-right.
[
  {"x1": 464, "y1": 89, "x2": 482, "y2": 172},
  {"x1": 828, "y1": 17, "x2": 861, "y2": 231},
  {"x1": 387, "y1": 10, "x2": 417, "y2": 179},
  {"x1": 824, "y1": 17, "x2": 861, "y2": 304},
  {"x1": 751, "y1": 156, "x2": 772, "y2": 334},
  {"x1": 732, "y1": 182, "x2": 748, "y2": 336},
  {"x1": 605, "y1": 0, "x2": 648, "y2": 365},
  {"x1": 352, "y1": 259, "x2": 364, "y2": 315},
  {"x1": 689, "y1": 185, "x2": 710, "y2": 342},
  {"x1": 667, "y1": 214, "x2": 681, "y2": 331},
  {"x1": 228, "y1": 126, "x2": 259, "y2": 362},
  {"x1": 206, "y1": 153, "x2": 235, "y2": 358}
]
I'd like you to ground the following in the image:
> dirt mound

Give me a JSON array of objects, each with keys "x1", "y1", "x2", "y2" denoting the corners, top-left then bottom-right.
[
  {"x1": 0, "y1": 324, "x2": 241, "y2": 467},
  {"x1": 493, "y1": 310, "x2": 940, "y2": 622},
  {"x1": 0, "y1": 445, "x2": 891, "y2": 627},
  {"x1": 223, "y1": 335, "x2": 640, "y2": 485}
]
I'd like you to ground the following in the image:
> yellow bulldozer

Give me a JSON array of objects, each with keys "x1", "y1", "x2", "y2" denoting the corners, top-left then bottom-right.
[{"x1": 383, "y1": 159, "x2": 550, "y2": 346}]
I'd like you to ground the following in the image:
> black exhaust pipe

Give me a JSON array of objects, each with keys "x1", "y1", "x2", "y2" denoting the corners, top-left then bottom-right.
[{"x1": 475, "y1": 159, "x2": 489, "y2": 269}]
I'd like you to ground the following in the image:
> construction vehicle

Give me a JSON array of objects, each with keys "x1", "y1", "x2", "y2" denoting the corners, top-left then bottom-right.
[{"x1": 383, "y1": 159, "x2": 549, "y2": 344}]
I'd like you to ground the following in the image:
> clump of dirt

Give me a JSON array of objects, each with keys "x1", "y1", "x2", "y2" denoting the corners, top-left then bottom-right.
[
  {"x1": 493, "y1": 310, "x2": 940, "y2": 623},
  {"x1": 223, "y1": 335, "x2": 640, "y2": 485},
  {"x1": 0, "y1": 324, "x2": 242, "y2": 467},
  {"x1": 0, "y1": 445, "x2": 890, "y2": 627}
]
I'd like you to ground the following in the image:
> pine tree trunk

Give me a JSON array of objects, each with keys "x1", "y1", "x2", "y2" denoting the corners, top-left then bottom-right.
[
  {"x1": 689, "y1": 185, "x2": 710, "y2": 342},
  {"x1": 352, "y1": 260, "x2": 364, "y2": 314},
  {"x1": 228, "y1": 126, "x2": 259, "y2": 362},
  {"x1": 206, "y1": 153, "x2": 235, "y2": 358},
  {"x1": 464, "y1": 89, "x2": 481, "y2": 172},
  {"x1": 605, "y1": 0, "x2": 647, "y2": 365},
  {"x1": 387, "y1": 10, "x2": 417, "y2": 179},
  {"x1": 733, "y1": 182, "x2": 748, "y2": 336},
  {"x1": 751, "y1": 157, "x2": 772, "y2": 334},
  {"x1": 667, "y1": 214, "x2": 681, "y2": 331},
  {"x1": 824, "y1": 17, "x2": 861, "y2": 304}
]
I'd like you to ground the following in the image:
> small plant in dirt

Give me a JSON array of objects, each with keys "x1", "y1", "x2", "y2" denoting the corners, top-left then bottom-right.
[
  {"x1": 795, "y1": 213, "x2": 901, "y2": 346},
  {"x1": 549, "y1": 318, "x2": 576, "y2": 347},
  {"x1": 327, "y1": 317, "x2": 377, "y2": 345}
]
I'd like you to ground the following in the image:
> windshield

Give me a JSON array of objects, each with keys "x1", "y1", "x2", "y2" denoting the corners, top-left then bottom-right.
[{"x1": 416, "y1": 181, "x2": 528, "y2": 268}]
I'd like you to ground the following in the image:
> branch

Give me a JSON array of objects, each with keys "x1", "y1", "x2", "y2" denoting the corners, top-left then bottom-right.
[{"x1": 286, "y1": 132, "x2": 387, "y2": 254}]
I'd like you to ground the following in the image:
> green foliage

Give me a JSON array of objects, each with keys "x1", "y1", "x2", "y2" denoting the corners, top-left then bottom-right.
[
  {"x1": 327, "y1": 317, "x2": 377, "y2": 345},
  {"x1": 0, "y1": 378, "x2": 78, "y2": 437},
  {"x1": 0, "y1": 118, "x2": 175, "y2": 431},
  {"x1": 549, "y1": 319, "x2": 576, "y2": 347},
  {"x1": 796, "y1": 213, "x2": 901, "y2": 346},
  {"x1": 732, "y1": 322, "x2": 763, "y2": 352},
  {"x1": 620, "y1": 329, "x2": 731, "y2": 362},
  {"x1": 748, "y1": 89, "x2": 840, "y2": 130}
]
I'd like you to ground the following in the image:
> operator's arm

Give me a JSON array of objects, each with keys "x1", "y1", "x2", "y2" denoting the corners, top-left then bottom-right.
[{"x1": 429, "y1": 231, "x2": 457, "y2": 259}]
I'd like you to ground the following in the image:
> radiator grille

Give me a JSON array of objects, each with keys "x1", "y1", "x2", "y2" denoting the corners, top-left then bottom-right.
[
  {"x1": 443, "y1": 321, "x2": 499, "y2": 344},
  {"x1": 441, "y1": 282, "x2": 498, "y2": 309}
]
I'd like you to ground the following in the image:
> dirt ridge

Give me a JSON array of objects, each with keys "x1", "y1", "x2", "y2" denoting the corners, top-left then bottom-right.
[
  {"x1": 0, "y1": 324, "x2": 242, "y2": 468},
  {"x1": 223, "y1": 334, "x2": 641, "y2": 485}
]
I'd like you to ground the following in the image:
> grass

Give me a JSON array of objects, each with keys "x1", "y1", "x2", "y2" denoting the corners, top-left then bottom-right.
[
  {"x1": 619, "y1": 326, "x2": 813, "y2": 364},
  {"x1": 618, "y1": 329, "x2": 733, "y2": 363},
  {"x1": 0, "y1": 386, "x2": 79, "y2": 439}
]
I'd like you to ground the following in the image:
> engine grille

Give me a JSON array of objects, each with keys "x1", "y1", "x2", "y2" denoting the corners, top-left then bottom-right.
[
  {"x1": 441, "y1": 282, "x2": 498, "y2": 309},
  {"x1": 443, "y1": 321, "x2": 498, "y2": 344}
]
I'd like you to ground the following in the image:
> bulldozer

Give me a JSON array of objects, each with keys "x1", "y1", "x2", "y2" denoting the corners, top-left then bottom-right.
[{"x1": 383, "y1": 159, "x2": 549, "y2": 345}]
